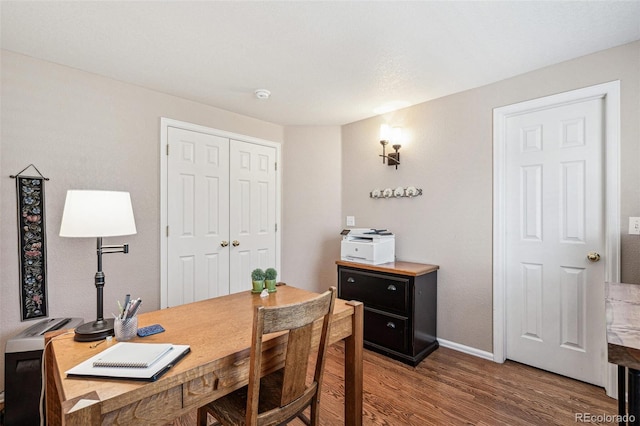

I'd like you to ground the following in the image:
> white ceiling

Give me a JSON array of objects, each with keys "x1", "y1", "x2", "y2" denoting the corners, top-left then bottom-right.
[{"x1": 2, "y1": 1, "x2": 639, "y2": 126}]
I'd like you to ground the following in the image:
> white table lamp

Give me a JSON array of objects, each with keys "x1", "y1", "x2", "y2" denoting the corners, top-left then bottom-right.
[{"x1": 60, "y1": 190, "x2": 137, "y2": 341}]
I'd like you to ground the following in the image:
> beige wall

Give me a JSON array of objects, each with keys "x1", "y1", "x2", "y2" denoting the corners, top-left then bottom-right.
[
  {"x1": 0, "y1": 50, "x2": 283, "y2": 389},
  {"x1": 282, "y1": 126, "x2": 342, "y2": 293},
  {"x1": 342, "y1": 41, "x2": 640, "y2": 352}
]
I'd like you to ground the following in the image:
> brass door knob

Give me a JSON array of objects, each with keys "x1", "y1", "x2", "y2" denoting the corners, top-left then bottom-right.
[
  {"x1": 587, "y1": 252, "x2": 601, "y2": 262},
  {"x1": 220, "y1": 241, "x2": 229, "y2": 247},
  {"x1": 232, "y1": 240, "x2": 240, "y2": 247}
]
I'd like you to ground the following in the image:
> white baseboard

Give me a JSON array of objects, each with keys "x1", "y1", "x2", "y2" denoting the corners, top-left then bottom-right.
[{"x1": 437, "y1": 338, "x2": 494, "y2": 361}]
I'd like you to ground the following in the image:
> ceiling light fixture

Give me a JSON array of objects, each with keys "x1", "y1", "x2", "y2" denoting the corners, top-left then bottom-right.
[{"x1": 254, "y1": 89, "x2": 271, "y2": 100}]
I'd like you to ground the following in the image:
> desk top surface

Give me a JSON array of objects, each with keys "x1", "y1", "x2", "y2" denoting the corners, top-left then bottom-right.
[{"x1": 48, "y1": 285, "x2": 354, "y2": 405}]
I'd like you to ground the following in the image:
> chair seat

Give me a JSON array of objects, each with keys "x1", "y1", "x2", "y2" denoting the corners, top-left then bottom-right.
[{"x1": 201, "y1": 369, "x2": 309, "y2": 426}]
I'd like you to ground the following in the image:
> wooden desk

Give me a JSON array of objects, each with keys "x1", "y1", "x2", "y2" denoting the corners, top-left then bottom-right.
[
  {"x1": 606, "y1": 282, "x2": 640, "y2": 425},
  {"x1": 45, "y1": 286, "x2": 363, "y2": 425}
]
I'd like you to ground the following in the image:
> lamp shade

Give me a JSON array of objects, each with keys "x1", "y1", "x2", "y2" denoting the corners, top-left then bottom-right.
[
  {"x1": 380, "y1": 124, "x2": 403, "y2": 144},
  {"x1": 60, "y1": 190, "x2": 137, "y2": 237}
]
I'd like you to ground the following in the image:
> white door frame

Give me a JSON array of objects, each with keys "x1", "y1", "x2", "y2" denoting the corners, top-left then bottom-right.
[
  {"x1": 493, "y1": 81, "x2": 620, "y2": 395},
  {"x1": 160, "y1": 117, "x2": 282, "y2": 308}
]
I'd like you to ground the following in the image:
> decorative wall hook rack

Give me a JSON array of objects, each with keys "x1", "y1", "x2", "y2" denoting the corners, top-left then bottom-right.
[{"x1": 370, "y1": 186, "x2": 423, "y2": 199}]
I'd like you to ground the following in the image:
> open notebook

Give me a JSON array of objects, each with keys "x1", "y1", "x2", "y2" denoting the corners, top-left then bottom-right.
[{"x1": 66, "y1": 342, "x2": 190, "y2": 381}]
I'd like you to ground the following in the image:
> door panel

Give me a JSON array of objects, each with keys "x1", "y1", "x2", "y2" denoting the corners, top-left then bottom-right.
[
  {"x1": 521, "y1": 262, "x2": 542, "y2": 341},
  {"x1": 559, "y1": 266, "x2": 586, "y2": 350}
]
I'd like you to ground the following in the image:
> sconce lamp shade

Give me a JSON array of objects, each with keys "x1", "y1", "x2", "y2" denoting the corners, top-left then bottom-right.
[
  {"x1": 60, "y1": 190, "x2": 137, "y2": 237},
  {"x1": 380, "y1": 124, "x2": 391, "y2": 141},
  {"x1": 380, "y1": 124, "x2": 403, "y2": 144}
]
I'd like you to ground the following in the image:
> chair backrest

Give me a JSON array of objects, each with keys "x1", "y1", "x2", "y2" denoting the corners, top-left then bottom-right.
[{"x1": 246, "y1": 287, "x2": 337, "y2": 425}]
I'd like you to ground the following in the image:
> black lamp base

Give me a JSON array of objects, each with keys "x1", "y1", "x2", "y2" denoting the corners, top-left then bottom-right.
[{"x1": 74, "y1": 318, "x2": 115, "y2": 342}]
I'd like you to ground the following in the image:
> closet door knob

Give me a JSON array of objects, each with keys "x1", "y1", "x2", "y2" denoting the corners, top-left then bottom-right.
[
  {"x1": 587, "y1": 252, "x2": 600, "y2": 262},
  {"x1": 232, "y1": 240, "x2": 240, "y2": 247},
  {"x1": 220, "y1": 241, "x2": 229, "y2": 247}
]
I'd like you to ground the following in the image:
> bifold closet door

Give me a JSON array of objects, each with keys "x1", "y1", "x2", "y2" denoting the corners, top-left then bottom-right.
[{"x1": 167, "y1": 128, "x2": 278, "y2": 305}]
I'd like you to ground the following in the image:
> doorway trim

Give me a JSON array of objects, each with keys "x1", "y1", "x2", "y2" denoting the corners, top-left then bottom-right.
[
  {"x1": 159, "y1": 117, "x2": 282, "y2": 308},
  {"x1": 492, "y1": 81, "x2": 620, "y2": 393}
]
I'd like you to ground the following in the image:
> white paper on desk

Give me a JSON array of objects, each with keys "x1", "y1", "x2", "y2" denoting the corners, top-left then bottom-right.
[{"x1": 66, "y1": 344, "x2": 190, "y2": 382}]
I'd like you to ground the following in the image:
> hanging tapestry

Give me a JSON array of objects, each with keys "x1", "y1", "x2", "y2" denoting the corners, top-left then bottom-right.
[{"x1": 14, "y1": 171, "x2": 49, "y2": 320}]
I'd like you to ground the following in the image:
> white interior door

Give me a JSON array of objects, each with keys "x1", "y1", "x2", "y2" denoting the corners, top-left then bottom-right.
[
  {"x1": 229, "y1": 140, "x2": 277, "y2": 294},
  {"x1": 504, "y1": 97, "x2": 605, "y2": 385},
  {"x1": 167, "y1": 127, "x2": 229, "y2": 306}
]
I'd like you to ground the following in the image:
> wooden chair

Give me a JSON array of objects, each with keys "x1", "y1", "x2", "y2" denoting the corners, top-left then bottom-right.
[{"x1": 197, "y1": 287, "x2": 337, "y2": 426}]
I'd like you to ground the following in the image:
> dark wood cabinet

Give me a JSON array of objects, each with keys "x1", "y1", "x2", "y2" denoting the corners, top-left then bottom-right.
[{"x1": 337, "y1": 260, "x2": 438, "y2": 366}]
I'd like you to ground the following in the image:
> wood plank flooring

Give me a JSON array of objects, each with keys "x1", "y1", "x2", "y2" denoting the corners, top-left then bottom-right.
[{"x1": 173, "y1": 343, "x2": 618, "y2": 425}]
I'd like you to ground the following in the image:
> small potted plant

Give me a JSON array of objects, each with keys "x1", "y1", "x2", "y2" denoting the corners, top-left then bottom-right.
[
  {"x1": 251, "y1": 268, "x2": 265, "y2": 293},
  {"x1": 265, "y1": 268, "x2": 278, "y2": 293}
]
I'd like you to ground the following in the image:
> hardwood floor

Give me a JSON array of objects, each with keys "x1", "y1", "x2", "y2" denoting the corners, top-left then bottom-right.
[{"x1": 173, "y1": 343, "x2": 617, "y2": 425}]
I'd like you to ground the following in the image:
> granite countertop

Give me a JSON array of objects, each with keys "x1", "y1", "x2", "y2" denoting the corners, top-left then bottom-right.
[{"x1": 606, "y1": 282, "x2": 640, "y2": 369}]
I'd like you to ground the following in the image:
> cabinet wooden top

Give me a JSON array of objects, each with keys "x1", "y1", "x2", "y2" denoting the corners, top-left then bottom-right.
[{"x1": 336, "y1": 260, "x2": 439, "y2": 277}]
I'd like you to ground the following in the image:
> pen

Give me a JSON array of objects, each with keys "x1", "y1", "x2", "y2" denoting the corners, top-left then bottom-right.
[
  {"x1": 127, "y1": 298, "x2": 142, "y2": 319},
  {"x1": 122, "y1": 300, "x2": 131, "y2": 320},
  {"x1": 131, "y1": 298, "x2": 142, "y2": 317},
  {"x1": 132, "y1": 299, "x2": 142, "y2": 317},
  {"x1": 123, "y1": 294, "x2": 130, "y2": 319}
]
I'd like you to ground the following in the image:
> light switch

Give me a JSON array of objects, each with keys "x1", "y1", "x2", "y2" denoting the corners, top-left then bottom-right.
[
  {"x1": 629, "y1": 217, "x2": 640, "y2": 235},
  {"x1": 346, "y1": 216, "x2": 355, "y2": 227}
]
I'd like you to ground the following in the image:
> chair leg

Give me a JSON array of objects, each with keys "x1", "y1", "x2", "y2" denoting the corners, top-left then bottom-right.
[
  {"x1": 309, "y1": 397, "x2": 320, "y2": 425},
  {"x1": 197, "y1": 407, "x2": 209, "y2": 426}
]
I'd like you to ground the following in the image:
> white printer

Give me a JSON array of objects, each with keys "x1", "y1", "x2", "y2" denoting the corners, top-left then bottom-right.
[{"x1": 341, "y1": 228, "x2": 395, "y2": 265}]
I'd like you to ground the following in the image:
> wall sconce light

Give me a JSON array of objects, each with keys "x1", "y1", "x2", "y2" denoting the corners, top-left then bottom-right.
[{"x1": 379, "y1": 124, "x2": 402, "y2": 169}]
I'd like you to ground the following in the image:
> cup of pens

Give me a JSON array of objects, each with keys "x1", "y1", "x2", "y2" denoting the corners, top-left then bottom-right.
[
  {"x1": 115, "y1": 295, "x2": 142, "y2": 341},
  {"x1": 114, "y1": 316, "x2": 138, "y2": 341}
]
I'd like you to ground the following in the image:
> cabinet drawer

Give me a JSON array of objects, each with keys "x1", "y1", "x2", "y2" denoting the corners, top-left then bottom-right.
[
  {"x1": 364, "y1": 309, "x2": 408, "y2": 354},
  {"x1": 339, "y1": 269, "x2": 409, "y2": 313}
]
